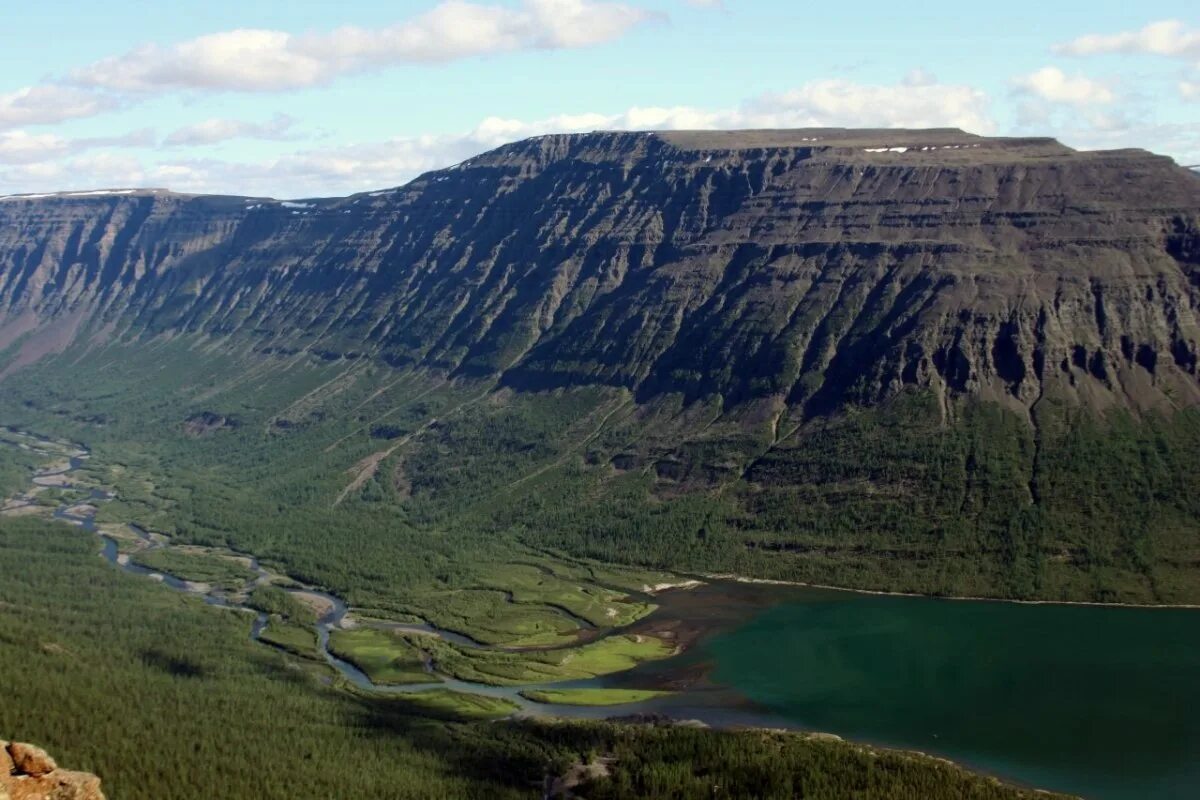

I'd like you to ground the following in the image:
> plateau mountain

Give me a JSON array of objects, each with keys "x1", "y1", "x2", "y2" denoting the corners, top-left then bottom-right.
[{"x1": 1, "y1": 128, "x2": 1197, "y2": 603}]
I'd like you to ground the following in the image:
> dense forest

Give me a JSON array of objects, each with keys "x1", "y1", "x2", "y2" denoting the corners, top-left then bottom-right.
[
  {"x1": 0, "y1": 518, "x2": 1066, "y2": 799},
  {"x1": 1, "y1": 337, "x2": 1195, "y2": 611},
  {"x1": 1, "y1": 130, "x2": 1195, "y2": 797}
]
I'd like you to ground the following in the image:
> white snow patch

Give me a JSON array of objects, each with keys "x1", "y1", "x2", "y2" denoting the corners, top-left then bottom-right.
[
  {"x1": 2, "y1": 189, "x2": 140, "y2": 200},
  {"x1": 63, "y1": 189, "x2": 137, "y2": 196}
]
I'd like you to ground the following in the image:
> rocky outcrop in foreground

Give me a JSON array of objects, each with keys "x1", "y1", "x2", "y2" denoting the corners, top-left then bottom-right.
[{"x1": 0, "y1": 742, "x2": 103, "y2": 800}]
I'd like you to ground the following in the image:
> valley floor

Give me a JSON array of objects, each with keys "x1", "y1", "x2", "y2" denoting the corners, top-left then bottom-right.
[{"x1": 0, "y1": 431, "x2": 1070, "y2": 799}]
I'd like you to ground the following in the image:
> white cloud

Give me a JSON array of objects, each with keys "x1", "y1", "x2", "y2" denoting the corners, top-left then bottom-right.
[
  {"x1": 0, "y1": 75, "x2": 1001, "y2": 196},
  {"x1": 1054, "y1": 20, "x2": 1200, "y2": 62},
  {"x1": 0, "y1": 85, "x2": 121, "y2": 130},
  {"x1": 165, "y1": 114, "x2": 298, "y2": 146},
  {"x1": 71, "y1": 0, "x2": 658, "y2": 93},
  {"x1": 0, "y1": 152, "x2": 151, "y2": 191},
  {"x1": 745, "y1": 79, "x2": 992, "y2": 131},
  {"x1": 0, "y1": 132, "x2": 69, "y2": 164},
  {"x1": 1055, "y1": 121, "x2": 1200, "y2": 167},
  {"x1": 1181, "y1": 80, "x2": 1200, "y2": 101},
  {"x1": 0, "y1": 128, "x2": 153, "y2": 165},
  {"x1": 1013, "y1": 67, "x2": 1115, "y2": 106}
]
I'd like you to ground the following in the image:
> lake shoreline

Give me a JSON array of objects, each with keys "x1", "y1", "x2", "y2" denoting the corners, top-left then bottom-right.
[
  {"x1": 1, "y1": 425, "x2": 1182, "y2": 798},
  {"x1": 701, "y1": 572, "x2": 1200, "y2": 610}
]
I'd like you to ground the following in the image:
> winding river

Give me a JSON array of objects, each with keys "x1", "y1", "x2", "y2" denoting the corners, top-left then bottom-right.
[
  {"x1": 1, "y1": 429, "x2": 743, "y2": 723},
  {"x1": 5, "y1": 427, "x2": 1200, "y2": 799}
]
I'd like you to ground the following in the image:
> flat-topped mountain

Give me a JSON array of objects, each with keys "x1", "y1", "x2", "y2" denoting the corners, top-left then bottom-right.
[
  {"x1": 1, "y1": 129, "x2": 1199, "y2": 603},
  {"x1": 2, "y1": 129, "x2": 1196, "y2": 416}
]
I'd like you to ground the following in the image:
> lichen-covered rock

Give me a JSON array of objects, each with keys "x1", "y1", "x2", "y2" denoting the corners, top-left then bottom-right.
[
  {"x1": 7, "y1": 769, "x2": 103, "y2": 800},
  {"x1": 0, "y1": 743, "x2": 103, "y2": 800},
  {"x1": 5, "y1": 745, "x2": 54, "y2": 779}
]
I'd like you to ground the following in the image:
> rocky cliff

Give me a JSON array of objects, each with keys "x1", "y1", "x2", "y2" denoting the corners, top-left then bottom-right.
[
  {"x1": 3, "y1": 129, "x2": 1199, "y2": 603},
  {"x1": 1, "y1": 128, "x2": 1197, "y2": 421},
  {"x1": 0, "y1": 742, "x2": 103, "y2": 800}
]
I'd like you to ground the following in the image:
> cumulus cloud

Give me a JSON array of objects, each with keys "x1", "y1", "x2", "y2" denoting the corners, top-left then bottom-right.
[
  {"x1": 0, "y1": 152, "x2": 153, "y2": 191},
  {"x1": 745, "y1": 79, "x2": 992, "y2": 132},
  {"x1": 0, "y1": 128, "x2": 153, "y2": 165},
  {"x1": 1054, "y1": 121, "x2": 1200, "y2": 167},
  {"x1": 0, "y1": 85, "x2": 121, "y2": 130},
  {"x1": 70, "y1": 0, "x2": 658, "y2": 93},
  {"x1": 1013, "y1": 67, "x2": 1115, "y2": 105},
  {"x1": 1054, "y1": 20, "x2": 1200, "y2": 62},
  {"x1": 0, "y1": 75, "x2": 1000, "y2": 196},
  {"x1": 165, "y1": 114, "x2": 298, "y2": 146},
  {"x1": 0, "y1": 132, "x2": 69, "y2": 164}
]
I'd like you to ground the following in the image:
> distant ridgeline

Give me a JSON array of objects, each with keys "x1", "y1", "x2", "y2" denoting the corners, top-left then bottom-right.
[{"x1": 1, "y1": 128, "x2": 1198, "y2": 603}]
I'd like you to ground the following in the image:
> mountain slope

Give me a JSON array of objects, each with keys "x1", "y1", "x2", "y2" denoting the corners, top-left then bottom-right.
[
  {"x1": 1, "y1": 128, "x2": 1198, "y2": 603},
  {"x1": 2, "y1": 129, "x2": 1197, "y2": 413}
]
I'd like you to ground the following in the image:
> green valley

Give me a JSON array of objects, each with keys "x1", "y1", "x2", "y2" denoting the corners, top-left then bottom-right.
[{"x1": 1, "y1": 129, "x2": 1197, "y2": 798}]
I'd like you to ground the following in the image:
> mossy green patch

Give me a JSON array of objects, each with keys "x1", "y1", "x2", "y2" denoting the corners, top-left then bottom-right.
[
  {"x1": 327, "y1": 627, "x2": 433, "y2": 685},
  {"x1": 474, "y1": 562, "x2": 655, "y2": 628},
  {"x1": 519, "y1": 688, "x2": 673, "y2": 706},
  {"x1": 418, "y1": 633, "x2": 676, "y2": 686},
  {"x1": 403, "y1": 588, "x2": 581, "y2": 647}
]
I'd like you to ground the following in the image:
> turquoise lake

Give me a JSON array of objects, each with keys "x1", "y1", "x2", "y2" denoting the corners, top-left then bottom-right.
[{"x1": 701, "y1": 590, "x2": 1200, "y2": 799}]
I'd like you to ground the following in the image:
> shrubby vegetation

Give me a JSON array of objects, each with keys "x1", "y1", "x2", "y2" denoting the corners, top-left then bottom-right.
[
  {"x1": 130, "y1": 548, "x2": 256, "y2": 589},
  {"x1": 1, "y1": 336, "x2": 1196, "y2": 617},
  {"x1": 538, "y1": 724, "x2": 1071, "y2": 800},
  {"x1": 328, "y1": 628, "x2": 432, "y2": 685},
  {"x1": 0, "y1": 519, "x2": 1064, "y2": 799},
  {"x1": 0, "y1": 438, "x2": 41, "y2": 498},
  {"x1": 0, "y1": 518, "x2": 529, "y2": 799},
  {"x1": 518, "y1": 688, "x2": 672, "y2": 706},
  {"x1": 247, "y1": 584, "x2": 317, "y2": 623}
]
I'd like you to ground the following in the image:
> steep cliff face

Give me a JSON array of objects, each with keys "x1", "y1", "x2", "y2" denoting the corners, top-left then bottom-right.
[
  {"x1": 1, "y1": 129, "x2": 1198, "y2": 419},
  {"x1": 0, "y1": 741, "x2": 104, "y2": 800}
]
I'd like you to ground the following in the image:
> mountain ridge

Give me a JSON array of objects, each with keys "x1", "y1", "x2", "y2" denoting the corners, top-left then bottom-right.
[
  {"x1": 1, "y1": 128, "x2": 1197, "y2": 420},
  {"x1": 2, "y1": 128, "x2": 1199, "y2": 604}
]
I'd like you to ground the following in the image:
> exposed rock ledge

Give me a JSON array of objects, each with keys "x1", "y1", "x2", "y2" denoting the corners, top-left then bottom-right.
[{"x1": 0, "y1": 741, "x2": 104, "y2": 800}]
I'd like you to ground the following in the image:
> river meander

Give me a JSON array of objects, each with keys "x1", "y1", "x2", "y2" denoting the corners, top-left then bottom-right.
[{"x1": 4, "y1": 427, "x2": 1197, "y2": 799}]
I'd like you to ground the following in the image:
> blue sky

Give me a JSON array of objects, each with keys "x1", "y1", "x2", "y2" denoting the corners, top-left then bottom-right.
[{"x1": 1, "y1": 1, "x2": 1196, "y2": 197}]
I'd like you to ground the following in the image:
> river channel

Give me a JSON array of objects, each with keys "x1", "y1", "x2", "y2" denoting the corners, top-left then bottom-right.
[{"x1": 4, "y1": 427, "x2": 1198, "y2": 799}]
